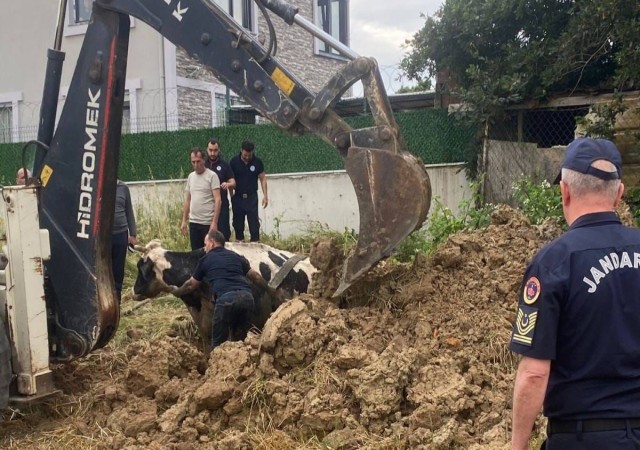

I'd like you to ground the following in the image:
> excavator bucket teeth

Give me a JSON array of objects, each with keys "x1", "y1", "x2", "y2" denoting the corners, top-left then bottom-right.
[{"x1": 335, "y1": 146, "x2": 431, "y2": 296}]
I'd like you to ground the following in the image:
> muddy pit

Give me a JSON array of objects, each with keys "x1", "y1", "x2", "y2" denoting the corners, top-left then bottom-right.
[{"x1": 0, "y1": 205, "x2": 604, "y2": 449}]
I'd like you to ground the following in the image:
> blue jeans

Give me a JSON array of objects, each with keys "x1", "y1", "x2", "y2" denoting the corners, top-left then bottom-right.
[{"x1": 211, "y1": 290, "x2": 254, "y2": 348}]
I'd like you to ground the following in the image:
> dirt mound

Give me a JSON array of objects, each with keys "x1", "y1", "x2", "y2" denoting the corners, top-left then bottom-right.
[{"x1": 1, "y1": 206, "x2": 565, "y2": 449}]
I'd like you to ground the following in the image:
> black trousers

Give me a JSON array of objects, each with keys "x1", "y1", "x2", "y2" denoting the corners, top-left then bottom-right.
[
  {"x1": 111, "y1": 230, "x2": 129, "y2": 303},
  {"x1": 189, "y1": 222, "x2": 210, "y2": 250},
  {"x1": 547, "y1": 421, "x2": 640, "y2": 449},
  {"x1": 217, "y1": 203, "x2": 231, "y2": 241},
  {"x1": 211, "y1": 290, "x2": 254, "y2": 348},
  {"x1": 231, "y1": 193, "x2": 260, "y2": 242}
]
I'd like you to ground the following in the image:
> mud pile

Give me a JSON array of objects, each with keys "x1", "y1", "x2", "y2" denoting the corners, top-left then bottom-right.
[{"x1": 2, "y1": 206, "x2": 568, "y2": 449}]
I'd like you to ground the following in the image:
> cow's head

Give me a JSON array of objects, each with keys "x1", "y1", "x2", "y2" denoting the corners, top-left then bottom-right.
[{"x1": 132, "y1": 240, "x2": 174, "y2": 301}]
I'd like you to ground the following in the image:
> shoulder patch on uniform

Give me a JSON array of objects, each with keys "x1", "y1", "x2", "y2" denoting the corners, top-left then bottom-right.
[
  {"x1": 511, "y1": 305, "x2": 538, "y2": 347},
  {"x1": 523, "y1": 276, "x2": 541, "y2": 305}
]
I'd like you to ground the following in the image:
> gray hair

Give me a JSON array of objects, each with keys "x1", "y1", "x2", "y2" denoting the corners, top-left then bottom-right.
[{"x1": 561, "y1": 160, "x2": 620, "y2": 202}]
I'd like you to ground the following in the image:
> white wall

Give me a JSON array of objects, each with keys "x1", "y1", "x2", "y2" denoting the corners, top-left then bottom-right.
[
  {"x1": 0, "y1": 0, "x2": 166, "y2": 137},
  {"x1": 128, "y1": 163, "x2": 471, "y2": 238}
]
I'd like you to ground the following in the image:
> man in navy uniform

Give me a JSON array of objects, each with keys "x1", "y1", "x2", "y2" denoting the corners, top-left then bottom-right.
[
  {"x1": 230, "y1": 140, "x2": 268, "y2": 242},
  {"x1": 510, "y1": 137, "x2": 640, "y2": 450},
  {"x1": 205, "y1": 138, "x2": 235, "y2": 240},
  {"x1": 170, "y1": 230, "x2": 271, "y2": 349}
]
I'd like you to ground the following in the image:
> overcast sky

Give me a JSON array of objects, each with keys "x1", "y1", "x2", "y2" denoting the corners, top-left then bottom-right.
[{"x1": 347, "y1": 0, "x2": 444, "y2": 93}]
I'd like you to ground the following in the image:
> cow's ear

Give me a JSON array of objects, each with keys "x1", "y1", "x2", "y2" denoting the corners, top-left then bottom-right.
[{"x1": 146, "y1": 239, "x2": 162, "y2": 250}]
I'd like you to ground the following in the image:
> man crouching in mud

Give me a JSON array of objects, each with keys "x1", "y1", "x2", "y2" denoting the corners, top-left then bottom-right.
[{"x1": 171, "y1": 230, "x2": 274, "y2": 349}]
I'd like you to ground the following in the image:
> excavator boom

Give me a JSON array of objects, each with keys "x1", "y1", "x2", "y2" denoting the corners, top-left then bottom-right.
[{"x1": 33, "y1": 0, "x2": 431, "y2": 361}]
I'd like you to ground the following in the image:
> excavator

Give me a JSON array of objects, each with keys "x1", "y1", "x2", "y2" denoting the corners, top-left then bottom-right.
[{"x1": 0, "y1": 0, "x2": 431, "y2": 406}]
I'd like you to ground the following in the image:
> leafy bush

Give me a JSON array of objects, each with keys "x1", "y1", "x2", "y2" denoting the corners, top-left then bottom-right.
[
  {"x1": 624, "y1": 187, "x2": 640, "y2": 226},
  {"x1": 394, "y1": 182, "x2": 494, "y2": 262},
  {"x1": 393, "y1": 228, "x2": 432, "y2": 263},
  {"x1": 512, "y1": 178, "x2": 563, "y2": 225}
]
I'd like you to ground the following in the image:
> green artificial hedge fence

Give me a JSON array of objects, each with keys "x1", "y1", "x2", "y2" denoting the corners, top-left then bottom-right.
[{"x1": 0, "y1": 109, "x2": 475, "y2": 185}]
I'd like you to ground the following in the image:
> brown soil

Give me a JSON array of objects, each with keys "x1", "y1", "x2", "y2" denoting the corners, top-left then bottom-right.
[{"x1": 1, "y1": 204, "x2": 632, "y2": 449}]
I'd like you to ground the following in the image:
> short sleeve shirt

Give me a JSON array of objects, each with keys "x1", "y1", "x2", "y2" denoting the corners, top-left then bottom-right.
[
  {"x1": 193, "y1": 246, "x2": 252, "y2": 297},
  {"x1": 205, "y1": 158, "x2": 234, "y2": 207},
  {"x1": 509, "y1": 212, "x2": 640, "y2": 419},
  {"x1": 230, "y1": 154, "x2": 264, "y2": 196},
  {"x1": 186, "y1": 169, "x2": 220, "y2": 225}
]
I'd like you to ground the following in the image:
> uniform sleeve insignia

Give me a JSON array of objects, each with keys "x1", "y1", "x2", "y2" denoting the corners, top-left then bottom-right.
[
  {"x1": 523, "y1": 276, "x2": 541, "y2": 305},
  {"x1": 511, "y1": 305, "x2": 538, "y2": 346}
]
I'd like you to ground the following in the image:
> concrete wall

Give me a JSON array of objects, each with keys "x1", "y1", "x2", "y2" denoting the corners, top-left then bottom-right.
[{"x1": 128, "y1": 163, "x2": 470, "y2": 238}]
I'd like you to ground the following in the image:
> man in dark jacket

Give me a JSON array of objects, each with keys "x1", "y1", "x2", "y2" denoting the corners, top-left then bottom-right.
[
  {"x1": 229, "y1": 140, "x2": 268, "y2": 242},
  {"x1": 112, "y1": 180, "x2": 137, "y2": 302},
  {"x1": 205, "y1": 138, "x2": 235, "y2": 240}
]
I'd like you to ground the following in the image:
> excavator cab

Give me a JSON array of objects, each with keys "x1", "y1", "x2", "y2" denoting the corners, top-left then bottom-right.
[{"x1": 29, "y1": 0, "x2": 431, "y2": 362}]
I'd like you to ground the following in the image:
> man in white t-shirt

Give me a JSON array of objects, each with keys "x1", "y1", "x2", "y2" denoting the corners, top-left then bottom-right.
[{"x1": 181, "y1": 148, "x2": 221, "y2": 250}]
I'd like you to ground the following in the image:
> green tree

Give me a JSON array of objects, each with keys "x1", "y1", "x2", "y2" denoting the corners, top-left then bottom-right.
[{"x1": 401, "y1": 0, "x2": 640, "y2": 120}]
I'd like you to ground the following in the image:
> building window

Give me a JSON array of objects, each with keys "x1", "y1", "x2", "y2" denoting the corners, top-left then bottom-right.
[
  {"x1": 74, "y1": 0, "x2": 93, "y2": 25},
  {"x1": 315, "y1": 0, "x2": 349, "y2": 57},
  {"x1": 214, "y1": 0, "x2": 255, "y2": 31},
  {"x1": 214, "y1": 92, "x2": 247, "y2": 126},
  {"x1": 0, "y1": 105, "x2": 12, "y2": 144},
  {"x1": 0, "y1": 92, "x2": 21, "y2": 143},
  {"x1": 64, "y1": 0, "x2": 134, "y2": 37}
]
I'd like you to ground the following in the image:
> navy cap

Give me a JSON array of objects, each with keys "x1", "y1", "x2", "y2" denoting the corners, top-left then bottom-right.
[{"x1": 553, "y1": 138, "x2": 622, "y2": 184}]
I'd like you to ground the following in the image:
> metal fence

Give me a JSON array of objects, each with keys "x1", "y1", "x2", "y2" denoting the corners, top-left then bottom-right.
[
  {"x1": 0, "y1": 64, "x2": 417, "y2": 145},
  {"x1": 483, "y1": 100, "x2": 640, "y2": 204}
]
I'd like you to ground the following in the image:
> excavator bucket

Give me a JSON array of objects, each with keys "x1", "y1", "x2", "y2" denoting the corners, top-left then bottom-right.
[
  {"x1": 334, "y1": 146, "x2": 431, "y2": 296},
  {"x1": 299, "y1": 56, "x2": 433, "y2": 296}
]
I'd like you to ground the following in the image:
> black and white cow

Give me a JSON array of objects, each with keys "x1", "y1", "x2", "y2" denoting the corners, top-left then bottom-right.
[
  {"x1": 132, "y1": 240, "x2": 316, "y2": 346},
  {"x1": 225, "y1": 242, "x2": 316, "y2": 297}
]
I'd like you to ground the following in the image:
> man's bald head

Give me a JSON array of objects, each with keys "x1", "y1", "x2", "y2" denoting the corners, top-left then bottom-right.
[{"x1": 16, "y1": 168, "x2": 31, "y2": 185}]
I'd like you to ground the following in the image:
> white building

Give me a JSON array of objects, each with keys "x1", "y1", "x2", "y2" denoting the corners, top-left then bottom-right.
[{"x1": 0, "y1": 0, "x2": 349, "y2": 142}]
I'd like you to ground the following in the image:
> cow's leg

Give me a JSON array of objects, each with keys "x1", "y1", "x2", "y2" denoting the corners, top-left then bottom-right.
[
  {"x1": 271, "y1": 289, "x2": 286, "y2": 311},
  {"x1": 199, "y1": 300, "x2": 214, "y2": 353},
  {"x1": 183, "y1": 297, "x2": 214, "y2": 352}
]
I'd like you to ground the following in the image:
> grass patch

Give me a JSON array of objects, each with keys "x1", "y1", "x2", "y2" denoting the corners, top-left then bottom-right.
[
  {"x1": 394, "y1": 187, "x2": 494, "y2": 263},
  {"x1": 114, "y1": 295, "x2": 200, "y2": 349},
  {"x1": 134, "y1": 202, "x2": 190, "y2": 251},
  {"x1": 487, "y1": 329, "x2": 519, "y2": 373}
]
